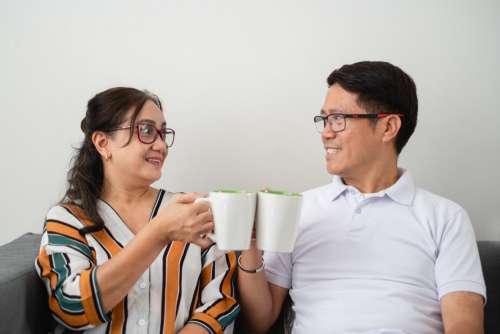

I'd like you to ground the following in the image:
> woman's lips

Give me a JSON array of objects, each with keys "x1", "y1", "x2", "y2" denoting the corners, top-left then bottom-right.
[{"x1": 145, "y1": 157, "x2": 163, "y2": 166}]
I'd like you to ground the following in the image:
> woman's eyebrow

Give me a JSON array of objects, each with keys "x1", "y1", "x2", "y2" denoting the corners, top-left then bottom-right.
[{"x1": 137, "y1": 118, "x2": 167, "y2": 126}]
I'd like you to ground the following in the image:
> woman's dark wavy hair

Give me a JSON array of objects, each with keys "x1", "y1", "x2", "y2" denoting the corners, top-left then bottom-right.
[
  {"x1": 62, "y1": 87, "x2": 162, "y2": 235},
  {"x1": 327, "y1": 61, "x2": 418, "y2": 154}
]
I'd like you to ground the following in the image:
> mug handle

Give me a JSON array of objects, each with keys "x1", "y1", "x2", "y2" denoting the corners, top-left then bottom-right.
[{"x1": 194, "y1": 197, "x2": 217, "y2": 242}]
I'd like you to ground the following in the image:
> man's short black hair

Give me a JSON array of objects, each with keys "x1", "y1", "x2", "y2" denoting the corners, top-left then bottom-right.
[{"x1": 327, "y1": 61, "x2": 418, "y2": 154}]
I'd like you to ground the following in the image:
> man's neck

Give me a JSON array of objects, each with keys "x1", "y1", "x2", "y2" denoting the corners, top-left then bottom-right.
[{"x1": 341, "y1": 159, "x2": 400, "y2": 194}]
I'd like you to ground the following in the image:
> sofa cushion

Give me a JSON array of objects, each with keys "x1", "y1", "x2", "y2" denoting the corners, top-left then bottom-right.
[
  {"x1": 1, "y1": 235, "x2": 498, "y2": 334},
  {"x1": 0, "y1": 233, "x2": 51, "y2": 334},
  {"x1": 238, "y1": 242, "x2": 500, "y2": 334}
]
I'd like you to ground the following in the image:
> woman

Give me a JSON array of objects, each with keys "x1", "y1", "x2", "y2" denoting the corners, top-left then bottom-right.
[{"x1": 35, "y1": 87, "x2": 239, "y2": 334}]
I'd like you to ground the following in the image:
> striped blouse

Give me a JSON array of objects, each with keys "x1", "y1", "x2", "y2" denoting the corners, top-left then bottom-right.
[{"x1": 35, "y1": 190, "x2": 239, "y2": 334}]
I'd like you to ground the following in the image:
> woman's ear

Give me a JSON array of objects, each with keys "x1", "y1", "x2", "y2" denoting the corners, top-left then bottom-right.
[
  {"x1": 381, "y1": 115, "x2": 402, "y2": 144},
  {"x1": 92, "y1": 131, "x2": 111, "y2": 160}
]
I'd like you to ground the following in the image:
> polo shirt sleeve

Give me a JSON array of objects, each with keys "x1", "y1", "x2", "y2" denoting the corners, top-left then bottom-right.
[
  {"x1": 434, "y1": 208, "x2": 486, "y2": 301},
  {"x1": 263, "y1": 251, "x2": 292, "y2": 289}
]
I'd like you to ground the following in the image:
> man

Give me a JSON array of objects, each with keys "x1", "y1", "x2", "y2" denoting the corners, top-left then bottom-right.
[{"x1": 237, "y1": 61, "x2": 485, "y2": 333}]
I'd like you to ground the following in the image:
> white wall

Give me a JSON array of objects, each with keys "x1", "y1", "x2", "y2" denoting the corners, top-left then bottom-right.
[{"x1": 1, "y1": 0, "x2": 499, "y2": 245}]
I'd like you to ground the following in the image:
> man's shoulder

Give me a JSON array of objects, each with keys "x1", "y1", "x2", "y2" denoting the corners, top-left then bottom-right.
[
  {"x1": 296, "y1": 183, "x2": 339, "y2": 227},
  {"x1": 413, "y1": 186, "x2": 467, "y2": 220},
  {"x1": 300, "y1": 183, "x2": 336, "y2": 209},
  {"x1": 302, "y1": 182, "x2": 333, "y2": 198}
]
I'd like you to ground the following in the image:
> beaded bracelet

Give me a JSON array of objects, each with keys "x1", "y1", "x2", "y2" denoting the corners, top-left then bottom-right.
[{"x1": 237, "y1": 255, "x2": 264, "y2": 273}]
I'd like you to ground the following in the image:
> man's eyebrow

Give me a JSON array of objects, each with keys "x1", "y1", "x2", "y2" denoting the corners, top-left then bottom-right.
[{"x1": 320, "y1": 108, "x2": 343, "y2": 115}]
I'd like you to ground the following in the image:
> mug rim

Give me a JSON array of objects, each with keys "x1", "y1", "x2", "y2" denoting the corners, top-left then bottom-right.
[
  {"x1": 259, "y1": 188, "x2": 302, "y2": 197},
  {"x1": 213, "y1": 189, "x2": 256, "y2": 194}
]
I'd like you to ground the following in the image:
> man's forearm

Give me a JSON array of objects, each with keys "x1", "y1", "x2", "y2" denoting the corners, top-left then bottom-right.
[
  {"x1": 445, "y1": 324, "x2": 483, "y2": 334},
  {"x1": 237, "y1": 249, "x2": 276, "y2": 333}
]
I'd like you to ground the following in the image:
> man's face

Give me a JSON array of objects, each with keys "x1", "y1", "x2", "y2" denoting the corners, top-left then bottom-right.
[{"x1": 321, "y1": 84, "x2": 384, "y2": 178}]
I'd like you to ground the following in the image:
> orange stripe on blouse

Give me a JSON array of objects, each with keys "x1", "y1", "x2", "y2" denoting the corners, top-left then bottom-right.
[
  {"x1": 62, "y1": 204, "x2": 92, "y2": 225},
  {"x1": 38, "y1": 247, "x2": 58, "y2": 290},
  {"x1": 80, "y1": 269, "x2": 106, "y2": 325},
  {"x1": 63, "y1": 204, "x2": 122, "y2": 255},
  {"x1": 46, "y1": 220, "x2": 88, "y2": 244},
  {"x1": 37, "y1": 248, "x2": 90, "y2": 328},
  {"x1": 190, "y1": 312, "x2": 223, "y2": 334},
  {"x1": 199, "y1": 261, "x2": 214, "y2": 291},
  {"x1": 163, "y1": 241, "x2": 187, "y2": 334},
  {"x1": 204, "y1": 252, "x2": 238, "y2": 320},
  {"x1": 108, "y1": 299, "x2": 126, "y2": 334},
  {"x1": 189, "y1": 277, "x2": 202, "y2": 316},
  {"x1": 83, "y1": 227, "x2": 125, "y2": 333},
  {"x1": 63, "y1": 204, "x2": 126, "y2": 333}
]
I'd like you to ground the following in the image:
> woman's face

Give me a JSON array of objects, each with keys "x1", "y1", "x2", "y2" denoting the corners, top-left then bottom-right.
[{"x1": 105, "y1": 100, "x2": 169, "y2": 187}]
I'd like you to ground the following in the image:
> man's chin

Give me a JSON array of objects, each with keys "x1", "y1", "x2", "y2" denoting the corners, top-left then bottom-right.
[
  {"x1": 326, "y1": 164, "x2": 340, "y2": 176},
  {"x1": 327, "y1": 162, "x2": 350, "y2": 178}
]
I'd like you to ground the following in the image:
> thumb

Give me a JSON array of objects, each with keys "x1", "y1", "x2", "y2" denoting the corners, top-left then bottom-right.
[
  {"x1": 192, "y1": 236, "x2": 215, "y2": 249},
  {"x1": 175, "y1": 192, "x2": 197, "y2": 204}
]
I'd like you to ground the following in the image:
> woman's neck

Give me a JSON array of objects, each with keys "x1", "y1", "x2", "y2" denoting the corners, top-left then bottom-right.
[{"x1": 100, "y1": 180, "x2": 154, "y2": 207}]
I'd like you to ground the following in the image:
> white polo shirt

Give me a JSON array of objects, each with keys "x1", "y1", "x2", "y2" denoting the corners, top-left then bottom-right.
[{"x1": 264, "y1": 170, "x2": 485, "y2": 334}]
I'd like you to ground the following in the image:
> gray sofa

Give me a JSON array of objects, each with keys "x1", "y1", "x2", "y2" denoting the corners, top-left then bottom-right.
[{"x1": 1, "y1": 233, "x2": 499, "y2": 334}]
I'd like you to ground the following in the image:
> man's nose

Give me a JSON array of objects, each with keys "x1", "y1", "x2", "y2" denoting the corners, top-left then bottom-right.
[{"x1": 322, "y1": 123, "x2": 336, "y2": 140}]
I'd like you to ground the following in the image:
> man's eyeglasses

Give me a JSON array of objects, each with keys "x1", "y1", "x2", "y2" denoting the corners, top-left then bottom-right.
[
  {"x1": 313, "y1": 113, "x2": 404, "y2": 133},
  {"x1": 107, "y1": 123, "x2": 176, "y2": 147}
]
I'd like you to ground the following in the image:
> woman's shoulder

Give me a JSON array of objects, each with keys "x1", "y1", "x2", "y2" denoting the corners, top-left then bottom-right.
[
  {"x1": 155, "y1": 188, "x2": 177, "y2": 205},
  {"x1": 45, "y1": 203, "x2": 88, "y2": 229}
]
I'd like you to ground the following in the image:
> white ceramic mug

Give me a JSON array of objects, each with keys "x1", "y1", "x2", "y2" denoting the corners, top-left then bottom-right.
[
  {"x1": 197, "y1": 189, "x2": 256, "y2": 251},
  {"x1": 256, "y1": 189, "x2": 302, "y2": 252}
]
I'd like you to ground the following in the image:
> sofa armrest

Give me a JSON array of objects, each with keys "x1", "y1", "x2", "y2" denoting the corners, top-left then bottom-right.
[
  {"x1": 478, "y1": 241, "x2": 500, "y2": 333},
  {"x1": 0, "y1": 233, "x2": 52, "y2": 334}
]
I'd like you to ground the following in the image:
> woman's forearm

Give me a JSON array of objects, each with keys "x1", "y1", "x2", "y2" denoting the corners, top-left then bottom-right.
[{"x1": 96, "y1": 222, "x2": 167, "y2": 312}]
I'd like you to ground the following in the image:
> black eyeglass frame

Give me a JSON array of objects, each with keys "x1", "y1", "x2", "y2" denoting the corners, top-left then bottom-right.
[
  {"x1": 313, "y1": 113, "x2": 404, "y2": 133},
  {"x1": 106, "y1": 123, "x2": 176, "y2": 147}
]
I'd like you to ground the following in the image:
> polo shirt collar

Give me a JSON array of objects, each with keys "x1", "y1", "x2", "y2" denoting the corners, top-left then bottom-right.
[
  {"x1": 329, "y1": 175, "x2": 349, "y2": 201},
  {"x1": 384, "y1": 169, "x2": 416, "y2": 205},
  {"x1": 328, "y1": 168, "x2": 415, "y2": 205}
]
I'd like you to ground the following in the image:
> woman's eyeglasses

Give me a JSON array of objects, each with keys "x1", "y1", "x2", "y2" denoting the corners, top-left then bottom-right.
[{"x1": 107, "y1": 123, "x2": 175, "y2": 147}]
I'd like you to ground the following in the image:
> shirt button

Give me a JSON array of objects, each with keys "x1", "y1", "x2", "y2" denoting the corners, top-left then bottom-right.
[
  {"x1": 355, "y1": 208, "x2": 362, "y2": 214},
  {"x1": 139, "y1": 282, "x2": 147, "y2": 289},
  {"x1": 138, "y1": 319, "x2": 147, "y2": 326}
]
